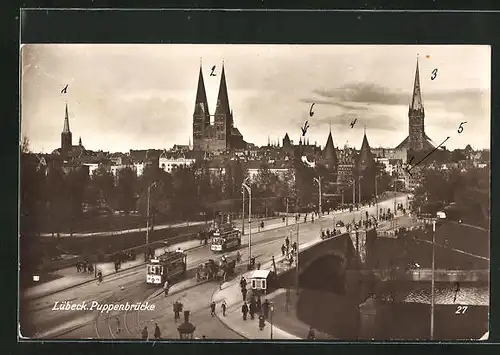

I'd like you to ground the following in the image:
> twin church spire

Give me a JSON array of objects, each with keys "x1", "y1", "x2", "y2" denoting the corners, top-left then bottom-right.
[{"x1": 193, "y1": 60, "x2": 231, "y2": 118}]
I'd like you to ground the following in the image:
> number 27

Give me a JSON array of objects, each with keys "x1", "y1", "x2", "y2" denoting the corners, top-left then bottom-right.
[{"x1": 455, "y1": 305, "x2": 468, "y2": 314}]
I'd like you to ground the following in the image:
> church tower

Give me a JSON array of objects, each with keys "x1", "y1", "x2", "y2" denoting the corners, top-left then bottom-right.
[
  {"x1": 61, "y1": 102, "x2": 72, "y2": 154},
  {"x1": 355, "y1": 129, "x2": 376, "y2": 201},
  {"x1": 214, "y1": 63, "x2": 233, "y2": 151},
  {"x1": 193, "y1": 63, "x2": 211, "y2": 151},
  {"x1": 408, "y1": 58, "x2": 425, "y2": 151}
]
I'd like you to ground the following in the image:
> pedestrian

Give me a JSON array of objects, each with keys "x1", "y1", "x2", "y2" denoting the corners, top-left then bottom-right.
[
  {"x1": 285, "y1": 237, "x2": 290, "y2": 250},
  {"x1": 114, "y1": 261, "x2": 119, "y2": 273},
  {"x1": 249, "y1": 299, "x2": 256, "y2": 320},
  {"x1": 164, "y1": 279, "x2": 170, "y2": 297},
  {"x1": 242, "y1": 302, "x2": 249, "y2": 321},
  {"x1": 97, "y1": 270, "x2": 103, "y2": 284},
  {"x1": 221, "y1": 300, "x2": 227, "y2": 316},
  {"x1": 210, "y1": 301, "x2": 216, "y2": 316},
  {"x1": 154, "y1": 323, "x2": 161, "y2": 339},
  {"x1": 292, "y1": 241, "x2": 297, "y2": 253},
  {"x1": 281, "y1": 244, "x2": 286, "y2": 256},
  {"x1": 116, "y1": 317, "x2": 121, "y2": 334},
  {"x1": 240, "y1": 276, "x2": 247, "y2": 289},
  {"x1": 256, "y1": 296, "x2": 262, "y2": 314},
  {"x1": 241, "y1": 287, "x2": 247, "y2": 302},
  {"x1": 76, "y1": 262, "x2": 80, "y2": 273},
  {"x1": 141, "y1": 326, "x2": 148, "y2": 340},
  {"x1": 262, "y1": 299, "x2": 270, "y2": 319},
  {"x1": 236, "y1": 251, "x2": 241, "y2": 263},
  {"x1": 307, "y1": 327, "x2": 316, "y2": 340}
]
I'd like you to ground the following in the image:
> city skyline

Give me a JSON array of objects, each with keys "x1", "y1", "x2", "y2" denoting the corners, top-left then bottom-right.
[{"x1": 20, "y1": 44, "x2": 491, "y2": 153}]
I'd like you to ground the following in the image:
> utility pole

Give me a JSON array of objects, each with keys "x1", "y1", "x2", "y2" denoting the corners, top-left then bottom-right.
[
  {"x1": 242, "y1": 188, "x2": 245, "y2": 236},
  {"x1": 285, "y1": 197, "x2": 289, "y2": 226},
  {"x1": 313, "y1": 177, "x2": 322, "y2": 217},
  {"x1": 358, "y1": 175, "x2": 362, "y2": 205},
  {"x1": 296, "y1": 213, "x2": 300, "y2": 295},
  {"x1": 351, "y1": 179, "x2": 356, "y2": 225},
  {"x1": 341, "y1": 189, "x2": 344, "y2": 205},
  {"x1": 375, "y1": 174, "x2": 379, "y2": 221},
  {"x1": 430, "y1": 219, "x2": 436, "y2": 340},
  {"x1": 242, "y1": 179, "x2": 252, "y2": 268},
  {"x1": 146, "y1": 182, "x2": 156, "y2": 246}
]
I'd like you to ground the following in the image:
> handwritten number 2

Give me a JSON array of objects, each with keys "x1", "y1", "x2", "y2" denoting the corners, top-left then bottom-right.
[
  {"x1": 458, "y1": 122, "x2": 467, "y2": 134},
  {"x1": 431, "y1": 69, "x2": 438, "y2": 80}
]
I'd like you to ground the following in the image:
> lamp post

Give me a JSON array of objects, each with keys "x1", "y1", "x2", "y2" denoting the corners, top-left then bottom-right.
[
  {"x1": 313, "y1": 177, "x2": 322, "y2": 218},
  {"x1": 270, "y1": 302, "x2": 274, "y2": 340},
  {"x1": 242, "y1": 178, "x2": 252, "y2": 268},
  {"x1": 177, "y1": 310, "x2": 196, "y2": 339},
  {"x1": 242, "y1": 187, "x2": 245, "y2": 236},
  {"x1": 146, "y1": 181, "x2": 157, "y2": 246},
  {"x1": 295, "y1": 212, "x2": 300, "y2": 295},
  {"x1": 375, "y1": 174, "x2": 379, "y2": 221},
  {"x1": 285, "y1": 197, "x2": 289, "y2": 226},
  {"x1": 430, "y1": 219, "x2": 436, "y2": 340},
  {"x1": 358, "y1": 175, "x2": 362, "y2": 205}
]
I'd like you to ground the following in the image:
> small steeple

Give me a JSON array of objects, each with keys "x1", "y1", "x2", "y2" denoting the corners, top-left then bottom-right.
[
  {"x1": 79, "y1": 137, "x2": 82, "y2": 146},
  {"x1": 63, "y1": 101, "x2": 70, "y2": 133},
  {"x1": 410, "y1": 56, "x2": 424, "y2": 112},
  {"x1": 268, "y1": 136, "x2": 270, "y2": 146}
]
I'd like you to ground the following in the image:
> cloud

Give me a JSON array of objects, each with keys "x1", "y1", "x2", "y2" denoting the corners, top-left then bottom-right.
[{"x1": 312, "y1": 84, "x2": 410, "y2": 106}]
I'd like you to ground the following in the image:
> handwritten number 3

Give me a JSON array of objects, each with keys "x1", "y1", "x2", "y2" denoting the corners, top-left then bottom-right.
[{"x1": 431, "y1": 69, "x2": 438, "y2": 80}]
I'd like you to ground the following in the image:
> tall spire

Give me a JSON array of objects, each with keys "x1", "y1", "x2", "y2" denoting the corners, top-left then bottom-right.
[
  {"x1": 410, "y1": 57, "x2": 424, "y2": 111},
  {"x1": 215, "y1": 63, "x2": 231, "y2": 116},
  {"x1": 323, "y1": 130, "x2": 336, "y2": 161},
  {"x1": 63, "y1": 101, "x2": 70, "y2": 133},
  {"x1": 194, "y1": 63, "x2": 210, "y2": 116}
]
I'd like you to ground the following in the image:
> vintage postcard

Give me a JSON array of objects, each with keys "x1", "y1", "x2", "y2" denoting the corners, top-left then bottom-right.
[{"x1": 19, "y1": 44, "x2": 490, "y2": 341}]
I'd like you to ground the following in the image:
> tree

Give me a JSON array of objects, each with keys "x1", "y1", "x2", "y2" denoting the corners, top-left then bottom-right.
[
  {"x1": 451, "y1": 149, "x2": 466, "y2": 163},
  {"x1": 90, "y1": 166, "x2": 115, "y2": 210},
  {"x1": 116, "y1": 167, "x2": 138, "y2": 215},
  {"x1": 65, "y1": 166, "x2": 89, "y2": 232}
]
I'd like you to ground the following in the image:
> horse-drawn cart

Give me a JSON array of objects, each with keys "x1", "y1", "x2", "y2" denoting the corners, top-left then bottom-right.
[{"x1": 196, "y1": 257, "x2": 237, "y2": 282}]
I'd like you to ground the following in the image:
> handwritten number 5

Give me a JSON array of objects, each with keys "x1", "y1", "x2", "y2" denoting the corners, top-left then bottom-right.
[{"x1": 458, "y1": 122, "x2": 467, "y2": 134}]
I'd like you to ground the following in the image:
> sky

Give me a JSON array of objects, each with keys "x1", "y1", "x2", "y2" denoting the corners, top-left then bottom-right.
[{"x1": 20, "y1": 44, "x2": 491, "y2": 153}]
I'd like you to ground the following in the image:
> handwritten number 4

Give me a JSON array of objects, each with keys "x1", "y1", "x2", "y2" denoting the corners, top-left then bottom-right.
[{"x1": 458, "y1": 121, "x2": 467, "y2": 134}]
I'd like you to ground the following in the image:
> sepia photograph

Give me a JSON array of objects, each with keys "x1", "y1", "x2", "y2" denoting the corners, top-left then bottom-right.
[{"x1": 19, "y1": 44, "x2": 490, "y2": 341}]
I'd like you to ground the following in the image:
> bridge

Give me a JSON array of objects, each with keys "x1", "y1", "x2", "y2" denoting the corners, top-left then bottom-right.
[{"x1": 276, "y1": 225, "x2": 488, "y2": 295}]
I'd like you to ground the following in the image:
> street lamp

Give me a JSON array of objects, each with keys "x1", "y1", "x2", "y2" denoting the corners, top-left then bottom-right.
[
  {"x1": 285, "y1": 197, "x2": 289, "y2": 226},
  {"x1": 270, "y1": 302, "x2": 274, "y2": 340},
  {"x1": 242, "y1": 178, "x2": 252, "y2": 269},
  {"x1": 313, "y1": 177, "x2": 322, "y2": 218},
  {"x1": 430, "y1": 219, "x2": 436, "y2": 340},
  {"x1": 146, "y1": 181, "x2": 157, "y2": 246},
  {"x1": 375, "y1": 174, "x2": 379, "y2": 221},
  {"x1": 177, "y1": 310, "x2": 196, "y2": 339}
]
